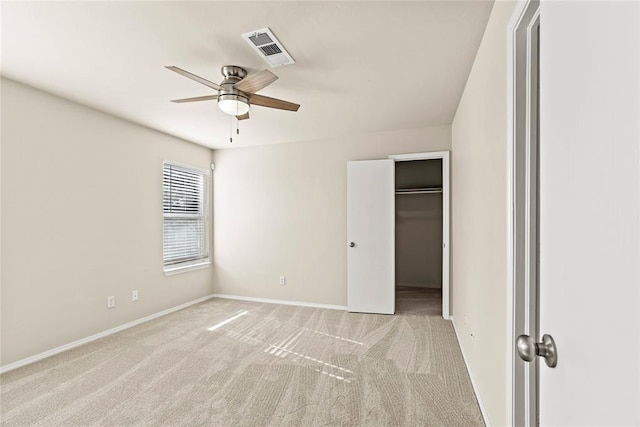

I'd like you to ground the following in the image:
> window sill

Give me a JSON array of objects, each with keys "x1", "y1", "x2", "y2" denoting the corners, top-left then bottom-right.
[{"x1": 164, "y1": 261, "x2": 210, "y2": 276}]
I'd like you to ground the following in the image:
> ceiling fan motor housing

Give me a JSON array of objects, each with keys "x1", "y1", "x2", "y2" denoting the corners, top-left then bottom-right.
[
  {"x1": 218, "y1": 66, "x2": 250, "y2": 115},
  {"x1": 221, "y1": 65, "x2": 247, "y2": 80}
]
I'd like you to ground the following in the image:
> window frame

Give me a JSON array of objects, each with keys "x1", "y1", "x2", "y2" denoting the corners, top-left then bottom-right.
[{"x1": 162, "y1": 161, "x2": 210, "y2": 275}]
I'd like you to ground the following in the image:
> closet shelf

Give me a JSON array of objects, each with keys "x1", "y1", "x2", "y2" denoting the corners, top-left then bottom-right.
[{"x1": 395, "y1": 187, "x2": 442, "y2": 195}]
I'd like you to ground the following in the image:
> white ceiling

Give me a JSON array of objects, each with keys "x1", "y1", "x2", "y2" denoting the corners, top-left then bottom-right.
[{"x1": 1, "y1": 1, "x2": 493, "y2": 149}]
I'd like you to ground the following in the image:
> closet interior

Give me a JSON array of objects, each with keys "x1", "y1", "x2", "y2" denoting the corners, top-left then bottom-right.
[{"x1": 395, "y1": 159, "x2": 443, "y2": 316}]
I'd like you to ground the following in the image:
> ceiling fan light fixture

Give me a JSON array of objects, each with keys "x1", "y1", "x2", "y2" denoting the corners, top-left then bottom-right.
[{"x1": 218, "y1": 94, "x2": 250, "y2": 116}]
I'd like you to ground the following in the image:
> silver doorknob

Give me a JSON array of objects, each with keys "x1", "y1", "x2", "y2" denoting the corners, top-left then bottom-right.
[
  {"x1": 349, "y1": 242, "x2": 356, "y2": 247},
  {"x1": 516, "y1": 334, "x2": 558, "y2": 368}
]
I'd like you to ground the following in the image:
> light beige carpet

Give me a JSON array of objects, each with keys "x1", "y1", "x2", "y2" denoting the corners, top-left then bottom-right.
[
  {"x1": 1, "y1": 290, "x2": 483, "y2": 426},
  {"x1": 395, "y1": 286, "x2": 442, "y2": 317}
]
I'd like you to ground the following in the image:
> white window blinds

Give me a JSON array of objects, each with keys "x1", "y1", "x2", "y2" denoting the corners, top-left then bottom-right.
[{"x1": 163, "y1": 162, "x2": 209, "y2": 269}]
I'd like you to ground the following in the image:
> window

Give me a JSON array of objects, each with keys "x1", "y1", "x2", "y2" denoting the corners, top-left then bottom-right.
[{"x1": 163, "y1": 162, "x2": 209, "y2": 273}]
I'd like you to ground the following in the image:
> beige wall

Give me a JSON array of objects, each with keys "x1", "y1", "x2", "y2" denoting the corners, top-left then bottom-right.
[
  {"x1": 395, "y1": 193, "x2": 442, "y2": 288},
  {"x1": 451, "y1": 1, "x2": 516, "y2": 426},
  {"x1": 0, "y1": 78, "x2": 213, "y2": 366},
  {"x1": 211, "y1": 126, "x2": 450, "y2": 306}
]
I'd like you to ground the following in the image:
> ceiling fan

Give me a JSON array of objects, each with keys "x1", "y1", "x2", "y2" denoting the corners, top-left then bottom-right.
[{"x1": 165, "y1": 65, "x2": 300, "y2": 120}]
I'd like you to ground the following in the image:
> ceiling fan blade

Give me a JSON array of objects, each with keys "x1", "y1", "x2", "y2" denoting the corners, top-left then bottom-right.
[
  {"x1": 236, "y1": 112, "x2": 250, "y2": 120},
  {"x1": 165, "y1": 66, "x2": 222, "y2": 91},
  {"x1": 170, "y1": 95, "x2": 219, "y2": 103},
  {"x1": 249, "y1": 94, "x2": 300, "y2": 112},
  {"x1": 234, "y1": 69, "x2": 278, "y2": 94}
]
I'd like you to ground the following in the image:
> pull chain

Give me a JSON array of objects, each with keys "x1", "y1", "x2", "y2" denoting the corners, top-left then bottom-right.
[{"x1": 229, "y1": 116, "x2": 240, "y2": 143}]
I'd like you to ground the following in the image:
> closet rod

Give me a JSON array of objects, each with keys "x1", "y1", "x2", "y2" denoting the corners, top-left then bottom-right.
[{"x1": 395, "y1": 188, "x2": 442, "y2": 195}]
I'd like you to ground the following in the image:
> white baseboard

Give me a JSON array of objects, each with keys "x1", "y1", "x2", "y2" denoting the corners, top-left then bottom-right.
[
  {"x1": 212, "y1": 293, "x2": 347, "y2": 311},
  {"x1": 0, "y1": 294, "x2": 215, "y2": 375},
  {"x1": 449, "y1": 316, "x2": 491, "y2": 427}
]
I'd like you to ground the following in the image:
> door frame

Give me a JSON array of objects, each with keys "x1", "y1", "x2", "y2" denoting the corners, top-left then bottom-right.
[
  {"x1": 388, "y1": 151, "x2": 450, "y2": 319},
  {"x1": 507, "y1": 0, "x2": 541, "y2": 425}
]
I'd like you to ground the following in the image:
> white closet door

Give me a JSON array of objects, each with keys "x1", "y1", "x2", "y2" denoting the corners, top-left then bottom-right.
[{"x1": 347, "y1": 159, "x2": 395, "y2": 314}]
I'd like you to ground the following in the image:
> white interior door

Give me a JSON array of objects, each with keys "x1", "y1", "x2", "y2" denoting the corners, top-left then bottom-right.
[
  {"x1": 347, "y1": 159, "x2": 395, "y2": 314},
  {"x1": 538, "y1": 2, "x2": 640, "y2": 425}
]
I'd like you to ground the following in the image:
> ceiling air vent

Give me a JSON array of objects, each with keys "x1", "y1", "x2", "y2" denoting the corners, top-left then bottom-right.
[{"x1": 242, "y1": 27, "x2": 295, "y2": 68}]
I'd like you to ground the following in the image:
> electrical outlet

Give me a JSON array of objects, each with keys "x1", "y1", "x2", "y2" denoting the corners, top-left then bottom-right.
[
  {"x1": 107, "y1": 296, "x2": 115, "y2": 309},
  {"x1": 279, "y1": 276, "x2": 286, "y2": 286},
  {"x1": 132, "y1": 290, "x2": 139, "y2": 301}
]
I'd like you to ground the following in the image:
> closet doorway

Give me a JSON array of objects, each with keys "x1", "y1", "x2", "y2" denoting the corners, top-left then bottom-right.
[
  {"x1": 346, "y1": 152, "x2": 449, "y2": 318},
  {"x1": 390, "y1": 152, "x2": 450, "y2": 319}
]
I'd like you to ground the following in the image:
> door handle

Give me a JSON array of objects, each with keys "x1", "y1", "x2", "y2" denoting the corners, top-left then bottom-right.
[
  {"x1": 516, "y1": 334, "x2": 558, "y2": 368},
  {"x1": 349, "y1": 242, "x2": 356, "y2": 247}
]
